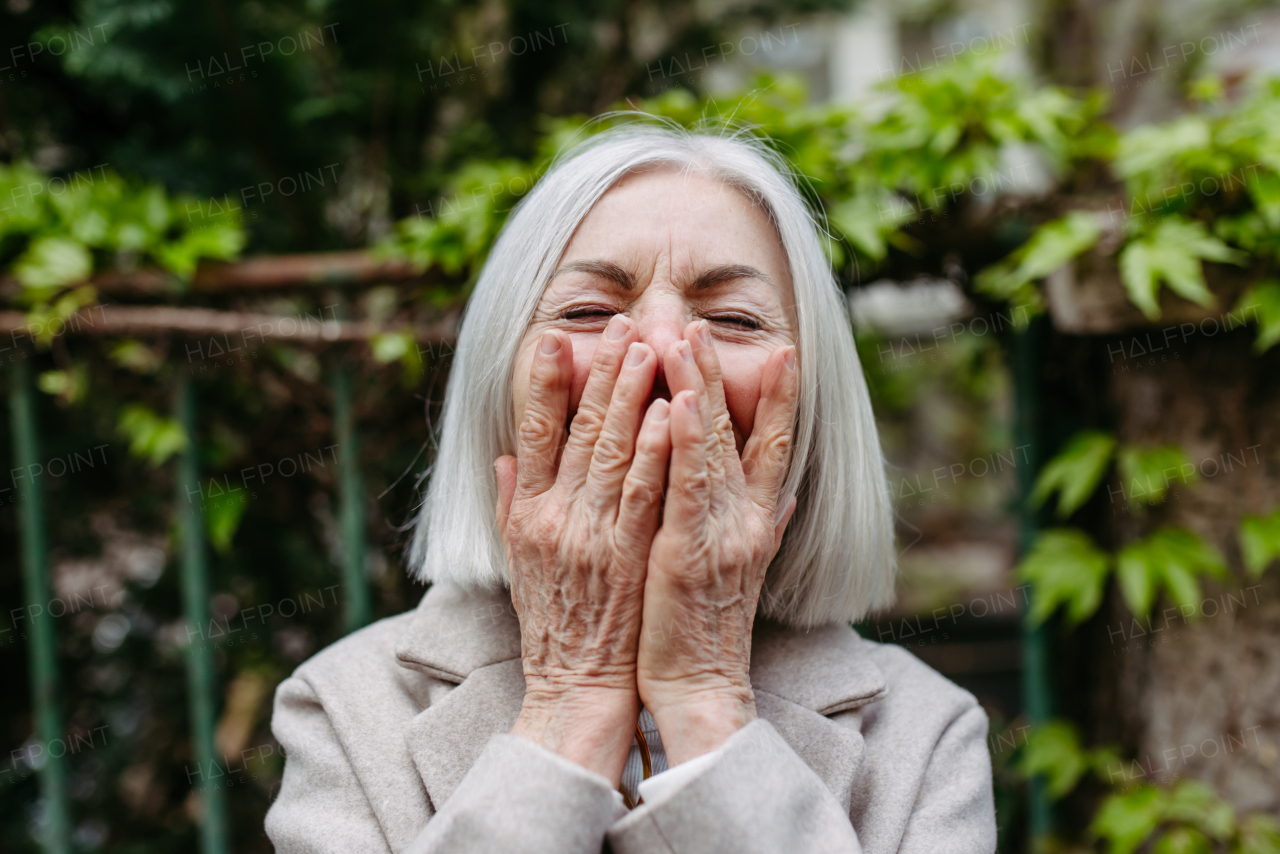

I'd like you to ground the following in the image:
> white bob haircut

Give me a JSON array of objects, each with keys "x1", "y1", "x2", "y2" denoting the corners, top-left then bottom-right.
[{"x1": 408, "y1": 120, "x2": 896, "y2": 629}]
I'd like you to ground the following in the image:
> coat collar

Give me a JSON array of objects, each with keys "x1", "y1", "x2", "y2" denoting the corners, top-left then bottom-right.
[{"x1": 395, "y1": 582, "x2": 887, "y2": 811}]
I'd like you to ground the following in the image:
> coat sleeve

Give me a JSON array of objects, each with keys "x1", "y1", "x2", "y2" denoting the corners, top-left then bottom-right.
[
  {"x1": 265, "y1": 676, "x2": 393, "y2": 854},
  {"x1": 606, "y1": 718, "x2": 864, "y2": 854},
  {"x1": 402, "y1": 734, "x2": 626, "y2": 854},
  {"x1": 605, "y1": 704, "x2": 996, "y2": 854}
]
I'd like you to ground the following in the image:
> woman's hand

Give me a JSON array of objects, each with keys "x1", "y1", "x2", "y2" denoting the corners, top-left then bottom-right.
[
  {"x1": 497, "y1": 314, "x2": 672, "y2": 785},
  {"x1": 637, "y1": 320, "x2": 799, "y2": 766}
]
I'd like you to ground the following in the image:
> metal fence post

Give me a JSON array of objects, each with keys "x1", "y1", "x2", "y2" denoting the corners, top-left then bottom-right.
[
  {"x1": 1013, "y1": 318, "x2": 1055, "y2": 846},
  {"x1": 331, "y1": 355, "x2": 370, "y2": 633},
  {"x1": 9, "y1": 354, "x2": 71, "y2": 854},
  {"x1": 173, "y1": 374, "x2": 230, "y2": 854}
]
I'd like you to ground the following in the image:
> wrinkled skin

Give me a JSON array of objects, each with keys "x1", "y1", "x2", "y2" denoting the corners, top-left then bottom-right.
[{"x1": 499, "y1": 168, "x2": 800, "y2": 785}]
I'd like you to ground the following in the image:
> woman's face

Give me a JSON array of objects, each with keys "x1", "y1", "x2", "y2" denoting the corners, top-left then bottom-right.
[{"x1": 512, "y1": 168, "x2": 797, "y2": 453}]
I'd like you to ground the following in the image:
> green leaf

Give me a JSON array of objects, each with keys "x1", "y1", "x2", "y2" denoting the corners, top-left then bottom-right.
[
  {"x1": 1119, "y1": 241, "x2": 1160, "y2": 319},
  {"x1": 1116, "y1": 548, "x2": 1158, "y2": 618},
  {"x1": 109, "y1": 340, "x2": 165, "y2": 375},
  {"x1": 1016, "y1": 212, "x2": 1104, "y2": 281},
  {"x1": 36, "y1": 367, "x2": 89, "y2": 405},
  {"x1": 1119, "y1": 220, "x2": 1247, "y2": 320},
  {"x1": 1239, "y1": 814, "x2": 1280, "y2": 854},
  {"x1": 1238, "y1": 509, "x2": 1280, "y2": 578},
  {"x1": 1151, "y1": 826, "x2": 1214, "y2": 854},
  {"x1": 370, "y1": 331, "x2": 425, "y2": 385},
  {"x1": 1115, "y1": 528, "x2": 1227, "y2": 617},
  {"x1": 1116, "y1": 444, "x2": 1198, "y2": 508},
  {"x1": 13, "y1": 236, "x2": 93, "y2": 289},
  {"x1": 1030, "y1": 431, "x2": 1117, "y2": 518},
  {"x1": 156, "y1": 222, "x2": 246, "y2": 279},
  {"x1": 830, "y1": 194, "x2": 916, "y2": 261},
  {"x1": 1089, "y1": 745, "x2": 1128, "y2": 785},
  {"x1": 1092, "y1": 786, "x2": 1168, "y2": 854},
  {"x1": 1235, "y1": 280, "x2": 1280, "y2": 354},
  {"x1": 975, "y1": 211, "x2": 1101, "y2": 310},
  {"x1": 117, "y1": 405, "x2": 188, "y2": 468},
  {"x1": 206, "y1": 488, "x2": 249, "y2": 555},
  {"x1": 1017, "y1": 721, "x2": 1089, "y2": 800},
  {"x1": 1164, "y1": 780, "x2": 1235, "y2": 841},
  {"x1": 1017, "y1": 528, "x2": 1112, "y2": 625},
  {"x1": 1114, "y1": 117, "x2": 1212, "y2": 181}
]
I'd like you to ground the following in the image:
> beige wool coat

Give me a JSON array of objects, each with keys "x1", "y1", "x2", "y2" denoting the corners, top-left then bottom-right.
[{"x1": 264, "y1": 582, "x2": 997, "y2": 854}]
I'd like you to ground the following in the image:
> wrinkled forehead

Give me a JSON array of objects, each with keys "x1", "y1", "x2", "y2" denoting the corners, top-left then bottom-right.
[{"x1": 544, "y1": 166, "x2": 795, "y2": 301}]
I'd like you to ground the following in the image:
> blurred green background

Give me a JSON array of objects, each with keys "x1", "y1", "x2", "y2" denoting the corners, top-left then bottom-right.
[{"x1": 3, "y1": 0, "x2": 1280, "y2": 852}]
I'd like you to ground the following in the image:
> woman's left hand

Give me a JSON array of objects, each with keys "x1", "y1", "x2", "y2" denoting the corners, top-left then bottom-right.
[{"x1": 636, "y1": 320, "x2": 799, "y2": 765}]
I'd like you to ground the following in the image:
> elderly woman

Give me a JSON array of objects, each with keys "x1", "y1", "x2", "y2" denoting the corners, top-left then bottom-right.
[{"x1": 265, "y1": 124, "x2": 996, "y2": 854}]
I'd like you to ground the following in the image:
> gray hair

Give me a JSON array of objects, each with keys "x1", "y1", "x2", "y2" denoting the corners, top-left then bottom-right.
[{"x1": 408, "y1": 121, "x2": 896, "y2": 628}]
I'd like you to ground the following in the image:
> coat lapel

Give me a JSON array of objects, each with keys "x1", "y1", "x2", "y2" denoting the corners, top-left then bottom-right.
[
  {"x1": 395, "y1": 583, "x2": 524, "y2": 812},
  {"x1": 394, "y1": 583, "x2": 887, "y2": 812},
  {"x1": 749, "y1": 620, "x2": 887, "y2": 807}
]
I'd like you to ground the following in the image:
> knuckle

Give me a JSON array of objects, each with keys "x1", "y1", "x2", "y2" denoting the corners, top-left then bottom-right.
[
  {"x1": 636, "y1": 428, "x2": 666, "y2": 458},
  {"x1": 679, "y1": 468, "x2": 711, "y2": 502},
  {"x1": 590, "y1": 430, "x2": 630, "y2": 467},
  {"x1": 518, "y1": 409, "x2": 559, "y2": 450},
  {"x1": 621, "y1": 476, "x2": 662, "y2": 510},
  {"x1": 569, "y1": 406, "x2": 606, "y2": 440}
]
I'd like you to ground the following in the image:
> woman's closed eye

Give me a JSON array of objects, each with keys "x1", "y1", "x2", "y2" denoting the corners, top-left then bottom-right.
[
  {"x1": 703, "y1": 313, "x2": 761, "y2": 331},
  {"x1": 561, "y1": 305, "x2": 619, "y2": 322}
]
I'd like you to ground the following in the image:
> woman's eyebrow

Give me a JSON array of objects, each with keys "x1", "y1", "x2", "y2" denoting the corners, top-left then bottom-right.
[
  {"x1": 552, "y1": 260, "x2": 775, "y2": 293},
  {"x1": 552, "y1": 260, "x2": 636, "y2": 290},
  {"x1": 689, "y1": 264, "x2": 775, "y2": 291}
]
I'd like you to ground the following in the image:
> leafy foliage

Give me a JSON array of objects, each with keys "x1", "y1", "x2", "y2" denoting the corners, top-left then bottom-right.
[
  {"x1": 1235, "y1": 280, "x2": 1280, "y2": 354},
  {"x1": 206, "y1": 490, "x2": 250, "y2": 556},
  {"x1": 1017, "y1": 529, "x2": 1112, "y2": 626},
  {"x1": 1017, "y1": 721, "x2": 1280, "y2": 854},
  {"x1": 0, "y1": 163, "x2": 245, "y2": 301},
  {"x1": 975, "y1": 211, "x2": 1101, "y2": 313},
  {"x1": 1238, "y1": 509, "x2": 1280, "y2": 578},
  {"x1": 370, "y1": 330, "x2": 426, "y2": 386},
  {"x1": 1117, "y1": 220, "x2": 1246, "y2": 320},
  {"x1": 116, "y1": 405, "x2": 187, "y2": 468},
  {"x1": 975, "y1": 76, "x2": 1280, "y2": 346},
  {"x1": 372, "y1": 55, "x2": 1105, "y2": 288},
  {"x1": 1116, "y1": 445, "x2": 1198, "y2": 509},
  {"x1": 1115, "y1": 528, "x2": 1228, "y2": 617},
  {"x1": 1030, "y1": 431, "x2": 1117, "y2": 518},
  {"x1": 1017, "y1": 721, "x2": 1094, "y2": 799}
]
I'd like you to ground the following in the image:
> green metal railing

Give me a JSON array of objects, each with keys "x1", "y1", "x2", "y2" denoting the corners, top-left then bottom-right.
[
  {"x1": 9, "y1": 355, "x2": 71, "y2": 854},
  {"x1": 1, "y1": 252, "x2": 446, "y2": 852},
  {"x1": 1012, "y1": 319, "x2": 1055, "y2": 844},
  {"x1": 174, "y1": 374, "x2": 231, "y2": 854},
  {"x1": 6, "y1": 350, "x2": 374, "y2": 853}
]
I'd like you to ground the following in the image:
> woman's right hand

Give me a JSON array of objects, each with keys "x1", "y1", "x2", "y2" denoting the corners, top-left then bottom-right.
[{"x1": 496, "y1": 314, "x2": 671, "y2": 784}]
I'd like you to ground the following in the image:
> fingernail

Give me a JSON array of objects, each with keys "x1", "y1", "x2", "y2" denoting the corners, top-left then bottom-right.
[
  {"x1": 783, "y1": 347, "x2": 796, "y2": 371},
  {"x1": 683, "y1": 391, "x2": 698, "y2": 413},
  {"x1": 651, "y1": 399, "x2": 669, "y2": 422},
  {"x1": 540, "y1": 332, "x2": 560, "y2": 355},
  {"x1": 679, "y1": 340, "x2": 694, "y2": 363},
  {"x1": 606, "y1": 314, "x2": 629, "y2": 341},
  {"x1": 626, "y1": 342, "x2": 646, "y2": 367},
  {"x1": 696, "y1": 320, "x2": 711, "y2": 345}
]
